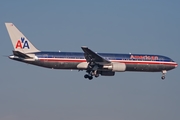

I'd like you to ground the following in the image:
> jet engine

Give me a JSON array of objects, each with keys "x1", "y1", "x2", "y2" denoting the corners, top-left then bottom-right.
[
  {"x1": 100, "y1": 71, "x2": 115, "y2": 76},
  {"x1": 104, "y1": 62, "x2": 126, "y2": 72}
]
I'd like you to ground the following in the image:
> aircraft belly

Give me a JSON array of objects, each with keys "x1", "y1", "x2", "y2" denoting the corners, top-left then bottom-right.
[
  {"x1": 29, "y1": 61, "x2": 79, "y2": 69},
  {"x1": 126, "y1": 64, "x2": 175, "y2": 72},
  {"x1": 27, "y1": 60, "x2": 175, "y2": 72}
]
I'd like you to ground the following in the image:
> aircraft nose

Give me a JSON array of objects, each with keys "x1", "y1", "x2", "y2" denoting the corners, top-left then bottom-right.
[{"x1": 175, "y1": 62, "x2": 178, "y2": 68}]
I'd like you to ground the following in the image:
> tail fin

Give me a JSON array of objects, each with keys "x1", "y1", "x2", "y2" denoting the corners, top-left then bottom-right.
[{"x1": 5, "y1": 23, "x2": 40, "y2": 53}]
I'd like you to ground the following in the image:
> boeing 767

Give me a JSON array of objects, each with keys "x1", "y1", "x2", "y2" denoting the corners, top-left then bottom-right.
[{"x1": 5, "y1": 23, "x2": 178, "y2": 80}]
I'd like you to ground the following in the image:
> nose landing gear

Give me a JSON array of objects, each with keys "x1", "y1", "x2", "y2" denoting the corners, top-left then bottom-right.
[
  {"x1": 161, "y1": 76, "x2": 165, "y2": 80},
  {"x1": 161, "y1": 70, "x2": 167, "y2": 80}
]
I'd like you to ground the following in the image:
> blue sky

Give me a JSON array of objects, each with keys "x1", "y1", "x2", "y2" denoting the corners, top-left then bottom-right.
[{"x1": 0, "y1": 0, "x2": 180, "y2": 120}]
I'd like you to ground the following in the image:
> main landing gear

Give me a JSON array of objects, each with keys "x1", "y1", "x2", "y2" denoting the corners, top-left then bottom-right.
[
  {"x1": 161, "y1": 70, "x2": 167, "y2": 80},
  {"x1": 84, "y1": 74, "x2": 93, "y2": 80},
  {"x1": 84, "y1": 70, "x2": 99, "y2": 80}
]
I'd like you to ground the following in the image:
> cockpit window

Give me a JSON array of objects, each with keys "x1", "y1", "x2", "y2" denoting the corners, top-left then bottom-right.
[{"x1": 170, "y1": 59, "x2": 174, "y2": 62}]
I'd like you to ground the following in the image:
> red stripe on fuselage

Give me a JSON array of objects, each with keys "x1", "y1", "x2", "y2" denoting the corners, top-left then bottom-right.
[{"x1": 38, "y1": 58, "x2": 177, "y2": 66}]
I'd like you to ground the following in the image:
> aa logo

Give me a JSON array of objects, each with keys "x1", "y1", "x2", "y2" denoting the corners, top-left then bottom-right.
[{"x1": 16, "y1": 37, "x2": 30, "y2": 49}]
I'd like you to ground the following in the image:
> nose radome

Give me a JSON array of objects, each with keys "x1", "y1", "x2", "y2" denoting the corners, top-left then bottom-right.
[{"x1": 175, "y1": 62, "x2": 178, "y2": 68}]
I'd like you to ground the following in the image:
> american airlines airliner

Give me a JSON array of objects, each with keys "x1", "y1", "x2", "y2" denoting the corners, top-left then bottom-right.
[{"x1": 5, "y1": 23, "x2": 178, "y2": 80}]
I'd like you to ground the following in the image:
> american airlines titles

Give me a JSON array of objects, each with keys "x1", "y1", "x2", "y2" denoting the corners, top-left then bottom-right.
[{"x1": 130, "y1": 55, "x2": 159, "y2": 60}]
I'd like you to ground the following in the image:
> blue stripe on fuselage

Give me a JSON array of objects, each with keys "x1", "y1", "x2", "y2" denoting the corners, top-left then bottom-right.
[{"x1": 34, "y1": 51, "x2": 173, "y2": 62}]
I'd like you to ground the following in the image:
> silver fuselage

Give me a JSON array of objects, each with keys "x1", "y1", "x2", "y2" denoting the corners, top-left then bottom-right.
[{"x1": 9, "y1": 51, "x2": 178, "y2": 72}]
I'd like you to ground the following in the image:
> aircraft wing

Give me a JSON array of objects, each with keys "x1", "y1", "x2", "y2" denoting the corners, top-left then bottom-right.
[{"x1": 81, "y1": 46, "x2": 111, "y2": 65}]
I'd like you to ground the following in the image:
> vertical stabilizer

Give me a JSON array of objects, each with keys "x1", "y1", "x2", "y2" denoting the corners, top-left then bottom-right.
[{"x1": 5, "y1": 23, "x2": 40, "y2": 53}]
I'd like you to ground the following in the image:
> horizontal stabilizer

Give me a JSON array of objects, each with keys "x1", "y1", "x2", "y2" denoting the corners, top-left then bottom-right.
[{"x1": 13, "y1": 51, "x2": 31, "y2": 58}]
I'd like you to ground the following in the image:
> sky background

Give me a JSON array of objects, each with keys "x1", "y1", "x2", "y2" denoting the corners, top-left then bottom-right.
[{"x1": 0, "y1": 0, "x2": 180, "y2": 120}]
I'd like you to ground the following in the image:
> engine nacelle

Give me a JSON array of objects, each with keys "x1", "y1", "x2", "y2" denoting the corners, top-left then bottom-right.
[
  {"x1": 100, "y1": 71, "x2": 115, "y2": 76},
  {"x1": 77, "y1": 62, "x2": 88, "y2": 69},
  {"x1": 104, "y1": 62, "x2": 126, "y2": 72}
]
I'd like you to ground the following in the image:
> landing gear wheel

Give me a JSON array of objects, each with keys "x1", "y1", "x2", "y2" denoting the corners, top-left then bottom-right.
[
  {"x1": 95, "y1": 74, "x2": 99, "y2": 78},
  {"x1": 84, "y1": 74, "x2": 89, "y2": 79},
  {"x1": 84, "y1": 74, "x2": 93, "y2": 80},
  {"x1": 161, "y1": 70, "x2": 167, "y2": 80},
  {"x1": 161, "y1": 76, "x2": 165, "y2": 80},
  {"x1": 88, "y1": 76, "x2": 93, "y2": 80}
]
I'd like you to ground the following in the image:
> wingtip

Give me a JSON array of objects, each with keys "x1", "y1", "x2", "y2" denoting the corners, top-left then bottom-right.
[
  {"x1": 81, "y1": 46, "x2": 88, "y2": 49},
  {"x1": 5, "y1": 22, "x2": 13, "y2": 26},
  {"x1": 5, "y1": 22, "x2": 12, "y2": 24}
]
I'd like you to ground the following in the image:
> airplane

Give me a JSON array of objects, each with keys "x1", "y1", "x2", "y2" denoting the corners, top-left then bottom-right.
[{"x1": 5, "y1": 23, "x2": 178, "y2": 80}]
